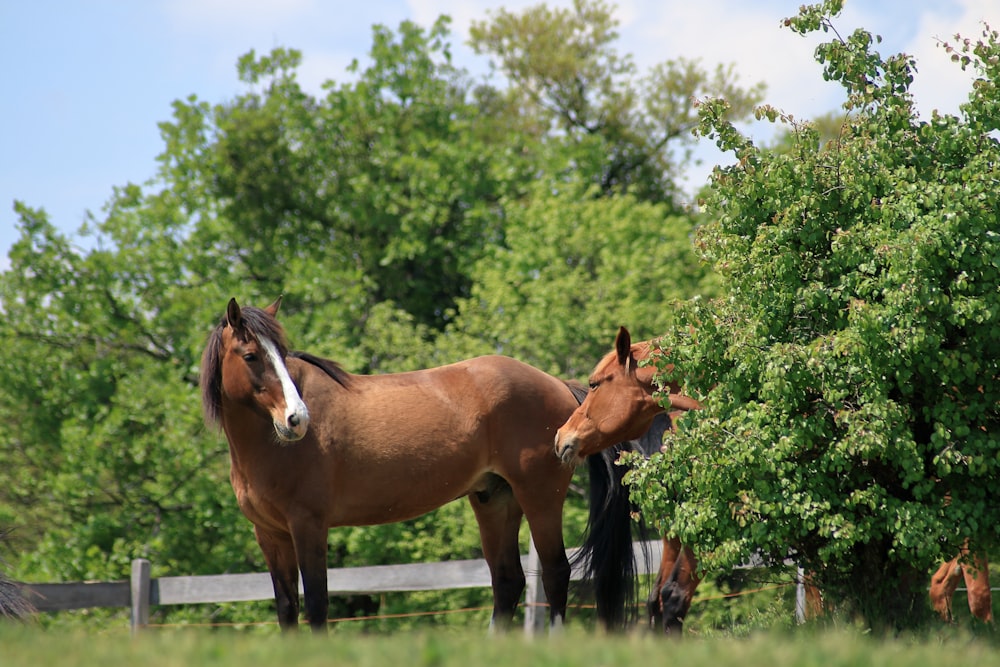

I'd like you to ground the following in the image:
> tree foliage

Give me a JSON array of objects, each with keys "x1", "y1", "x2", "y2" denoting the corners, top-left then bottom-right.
[
  {"x1": 469, "y1": 0, "x2": 764, "y2": 206},
  {"x1": 627, "y1": 0, "x2": 1000, "y2": 632},
  {"x1": 445, "y1": 181, "x2": 717, "y2": 377}
]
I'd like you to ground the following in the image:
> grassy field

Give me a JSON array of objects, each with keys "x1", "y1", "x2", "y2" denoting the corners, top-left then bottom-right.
[{"x1": 2, "y1": 624, "x2": 997, "y2": 667}]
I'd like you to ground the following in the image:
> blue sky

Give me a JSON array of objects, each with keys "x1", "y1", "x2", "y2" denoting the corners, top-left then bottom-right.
[{"x1": 1, "y1": 0, "x2": 995, "y2": 263}]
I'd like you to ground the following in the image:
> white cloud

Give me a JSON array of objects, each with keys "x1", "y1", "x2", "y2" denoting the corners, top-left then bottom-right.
[
  {"x1": 622, "y1": 1, "x2": 838, "y2": 120},
  {"x1": 406, "y1": 0, "x2": 573, "y2": 34},
  {"x1": 902, "y1": 0, "x2": 999, "y2": 117}
]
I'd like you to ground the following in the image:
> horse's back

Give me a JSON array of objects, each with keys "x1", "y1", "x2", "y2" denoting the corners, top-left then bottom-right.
[
  {"x1": 276, "y1": 352, "x2": 577, "y2": 525},
  {"x1": 457, "y1": 355, "x2": 579, "y2": 419}
]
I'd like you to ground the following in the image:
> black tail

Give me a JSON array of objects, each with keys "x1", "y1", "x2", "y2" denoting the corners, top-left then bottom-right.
[
  {"x1": 0, "y1": 531, "x2": 33, "y2": 621},
  {"x1": 571, "y1": 409, "x2": 671, "y2": 631},
  {"x1": 0, "y1": 578, "x2": 32, "y2": 621},
  {"x1": 577, "y1": 441, "x2": 643, "y2": 630}
]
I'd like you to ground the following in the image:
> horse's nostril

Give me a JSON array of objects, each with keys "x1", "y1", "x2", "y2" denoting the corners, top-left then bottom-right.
[{"x1": 288, "y1": 413, "x2": 300, "y2": 428}]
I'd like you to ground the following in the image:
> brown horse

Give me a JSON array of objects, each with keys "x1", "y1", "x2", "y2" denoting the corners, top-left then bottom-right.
[
  {"x1": 554, "y1": 326, "x2": 993, "y2": 629},
  {"x1": 201, "y1": 297, "x2": 620, "y2": 631},
  {"x1": 554, "y1": 327, "x2": 701, "y2": 633}
]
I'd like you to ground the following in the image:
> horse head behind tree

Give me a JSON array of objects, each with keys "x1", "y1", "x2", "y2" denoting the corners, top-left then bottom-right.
[{"x1": 554, "y1": 326, "x2": 700, "y2": 465}]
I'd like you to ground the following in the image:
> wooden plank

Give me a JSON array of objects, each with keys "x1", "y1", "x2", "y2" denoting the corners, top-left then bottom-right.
[
  {"x1": 153, "y1": 572, "x2": 274, "y2": 605},
  {"x1": 326, "y1": 558, "x2": 494, "y2": 594},
  {"x1": 155, "y1": 560, "x2": 496, "y2": 606},
  {"x1": 19, "y1": 581, "x2": 130, "y2": 612}
]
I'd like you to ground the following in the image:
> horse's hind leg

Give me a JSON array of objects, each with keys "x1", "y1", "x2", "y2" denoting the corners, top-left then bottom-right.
[
  {"x1": 518, "y1": 498, "x2": 571, "y2": 628},
  {"x1": 469, "y1": 482, "x2": 526, "y2": 631},
  {"x1": 255, "y1": 526, "x2": 301, "y2": 630},
  {"x1": 647, "y1": 539, "x2": 668, "y2": 629},
  {"x1": 930, "y1": 556, "x2": 963, "y2": 622},
  {"x1": 962, "y1": 553, "x2": 993, "y2": 623}
]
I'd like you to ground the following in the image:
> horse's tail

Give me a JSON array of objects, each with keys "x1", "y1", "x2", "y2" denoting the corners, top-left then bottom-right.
[
  {"x1": 569, "y1": 411, "x2": 670, "y2": 631},
  {"x1": 0, "y1": 578, "x2": 32, "y2": 621},
  {"x1": 572, "y1": 443, "x2": 643, "y2": 630},
  {"x1": 0, "y1": 531, "x2": 33, "y2": 621}
]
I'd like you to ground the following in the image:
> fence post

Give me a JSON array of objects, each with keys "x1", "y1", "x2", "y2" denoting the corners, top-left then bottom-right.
[
  {"x1": 795, "y1": 566, "x2": 806, "y2": 624},
  {"x1": 130, "y1": 558, "x2": 151, "y2": 634},
  {"x1": 523, "y1": 538, "x2": 547, "y2": 635}
]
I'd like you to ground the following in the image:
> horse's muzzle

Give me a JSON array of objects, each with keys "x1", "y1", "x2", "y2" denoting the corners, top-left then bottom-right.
[
  {"x1": 274, "y1": 407, "x2": 310, "y2": 443},
  {"x1": 554, "y1": 432, "x2": 580, "y2": 465}
]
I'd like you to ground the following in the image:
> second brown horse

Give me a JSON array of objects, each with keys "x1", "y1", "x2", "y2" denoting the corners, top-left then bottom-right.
[{"x1": 554, "y1": 327, "x2": 993, "y2": 631}]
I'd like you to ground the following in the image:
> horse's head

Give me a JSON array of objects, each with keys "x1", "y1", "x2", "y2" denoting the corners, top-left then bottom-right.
[
  {"x1": 554, "y1": 327, "x2": 663, "y2": 465},
  {"x1": 203, "y1": 297, "x2": 311, "y2": 443}
]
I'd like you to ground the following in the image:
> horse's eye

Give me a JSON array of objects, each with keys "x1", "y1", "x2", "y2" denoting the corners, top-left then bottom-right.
[
  {"x1": 243, "y1": 353, "x2": 258, "y2": 363},
  {"x1": 589, "y1": 381, "x2": 599, "y2": 391}
]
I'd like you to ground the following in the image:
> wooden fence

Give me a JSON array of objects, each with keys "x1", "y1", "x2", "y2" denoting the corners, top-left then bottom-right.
[
  {"x1": 18, "y1": 539, "x2": 824, "y2": 634},
  {"x1": 18, "y1": 540, "x2": 672, "y2": 634}
]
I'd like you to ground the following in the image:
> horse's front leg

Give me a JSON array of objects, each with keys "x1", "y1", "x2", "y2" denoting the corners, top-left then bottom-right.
[
  {"x1": 255, "y1": 526, "x2": 300, "y2": 630},
  {"x1": 658, "y1": 537, "x2": 700, "y2": 636},
  {"x1": 291, "y1": 522, "x2": 330, "y2": 633}
]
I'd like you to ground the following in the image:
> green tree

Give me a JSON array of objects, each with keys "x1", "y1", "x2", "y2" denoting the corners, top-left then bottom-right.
[
  {"x1": 1, "y1": 198, "x2": 257, "y2": 588},
  {"x1": 628, "y1": 0, "x2": 1000, "y2": 632},
  {"x1": 469, "y1": 0, "x2": 765, "y2": 207},
  {"x1": 444, "y1": 179, "x2": 719, "y2": 377},
  {"x1": 159, "y1": 27, "x2": 517, "y2": 347}
]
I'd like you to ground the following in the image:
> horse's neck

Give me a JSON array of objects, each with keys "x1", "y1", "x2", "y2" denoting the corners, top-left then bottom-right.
[
  {"x1": 219, "y1": 400, "x2": 275, "y2": 470},
  {"x1": 634, "y1": 343, "x2": 682, "y2": 396}
]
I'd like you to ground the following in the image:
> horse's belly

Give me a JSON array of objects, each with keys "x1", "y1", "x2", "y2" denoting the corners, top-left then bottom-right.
[{"x1": 325, "y1": 460, "x2": 486, "y2": 526}]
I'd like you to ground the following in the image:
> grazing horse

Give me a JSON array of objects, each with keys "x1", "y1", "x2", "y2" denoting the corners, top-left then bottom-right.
[
  {"x1": 930, "y1": 547, "x2": 993, "y2": 623},
  {"x1": 555, "y1": 326, "x2": 993, "y2": 629},
  {"x1": 200, "y1": 298, "x2": 637, "y2": 632}
]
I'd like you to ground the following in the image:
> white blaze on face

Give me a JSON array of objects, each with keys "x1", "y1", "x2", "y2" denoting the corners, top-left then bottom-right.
[{"x1": 259, "y1": 336, "x2": 310, "y2": 439}]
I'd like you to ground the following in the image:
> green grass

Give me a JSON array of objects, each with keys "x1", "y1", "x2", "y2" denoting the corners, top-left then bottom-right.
[{"x1": 2, "y1": 624, "x2": 997, "y2": 667}]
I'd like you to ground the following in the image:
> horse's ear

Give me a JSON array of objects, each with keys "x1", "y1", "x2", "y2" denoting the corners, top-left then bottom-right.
[
  {"x1": 615, "y1": 327, "x2": 632, "y2": 371},
  {"x1": 264, "y1": 296, "x2": 283, "y2": 317},
  {"x1": 226, "y1": 298, "x2": 242, "y2": 330}
]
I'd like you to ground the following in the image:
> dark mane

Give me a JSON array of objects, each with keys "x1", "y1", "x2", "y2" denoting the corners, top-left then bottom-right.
[
  {"x1": 199, "y1": 305, "x2": 292, "y2": 427},
  {"x1": 290, "y1": 351, "x2": 352, "y2": 389},
  {"x1": 564, "y1": 379, "x2": 589, "y2": 404}
]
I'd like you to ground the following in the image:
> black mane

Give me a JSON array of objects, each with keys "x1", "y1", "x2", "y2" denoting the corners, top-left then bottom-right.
[{"x1": 290, "y1": 351, "x2": 352, "y2": 389}]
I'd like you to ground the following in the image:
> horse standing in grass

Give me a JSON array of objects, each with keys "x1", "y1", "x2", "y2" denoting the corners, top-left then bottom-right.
[
  {"x1": 554, "y1": 326, "x2": 993, "y2": 630},
  {"x1": 200, "y1": 298, "x2": 638, "y2": 632}
]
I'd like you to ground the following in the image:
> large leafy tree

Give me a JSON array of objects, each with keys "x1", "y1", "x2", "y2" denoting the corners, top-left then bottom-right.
[
  {"x1": 628, "y1": 0, "x2": 1000, "y2": 631},
  {"x1": 469, "y1": 0, "x2": 764, "y2": 207},
  {"x1": 444, "y1": 180, "x2": 719, "y2": 378}
]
